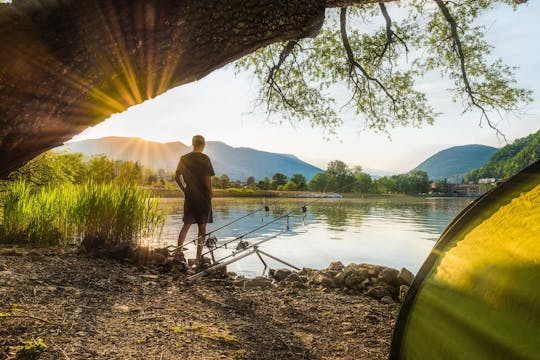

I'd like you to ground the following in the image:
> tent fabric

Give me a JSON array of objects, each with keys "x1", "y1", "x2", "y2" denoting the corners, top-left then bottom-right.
[{"x1": 390, "y1": 160, "x2": 540, "y2": 360}]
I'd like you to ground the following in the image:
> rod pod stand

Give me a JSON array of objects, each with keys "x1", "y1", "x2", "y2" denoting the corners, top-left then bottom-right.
[{"x1": 186, "y1": 231, "x2": 299, "y2": 282}]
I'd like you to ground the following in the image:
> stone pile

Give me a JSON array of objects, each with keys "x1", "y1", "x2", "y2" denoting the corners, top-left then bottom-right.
[{"x1": 263, "y1": 262, "x2": 415, "y2": 303}]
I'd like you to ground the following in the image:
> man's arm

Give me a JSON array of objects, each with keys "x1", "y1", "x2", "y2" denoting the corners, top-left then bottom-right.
[
  {"x1": 175, "y1": 171, "x2": 186, "y2": 193},
  {"x1": 204, "y1": 175, "x2": 212, "y2": 198}
]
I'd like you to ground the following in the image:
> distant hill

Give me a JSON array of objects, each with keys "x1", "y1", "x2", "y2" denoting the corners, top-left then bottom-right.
[
  {"x1": 413, "y1": 144, "x2": 498, "y2": 181},
  {"x1": 466, "y1": 129, "x2": 540, "y2": 181},
  {"x1": 59, "y1": 137, "x2": 323, "y2": 181}
]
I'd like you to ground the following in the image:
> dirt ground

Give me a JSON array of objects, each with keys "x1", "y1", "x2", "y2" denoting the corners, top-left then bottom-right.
[{"x1": 0, "y1": 247, "x2": 399, "y2": 359}]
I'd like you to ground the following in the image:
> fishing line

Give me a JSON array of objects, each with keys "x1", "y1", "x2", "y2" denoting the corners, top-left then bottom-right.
[
  {"x1": 198, "y1": 178, "x2": 361, "y2": 258},
  {"x1": 167, "y1": 203, "x2": 270, "y2": 252}
]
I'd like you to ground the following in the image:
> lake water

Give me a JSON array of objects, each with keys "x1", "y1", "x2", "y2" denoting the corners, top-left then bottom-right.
[{"x1": 147, "y1": 197, "x2": 472, "y2": 277}]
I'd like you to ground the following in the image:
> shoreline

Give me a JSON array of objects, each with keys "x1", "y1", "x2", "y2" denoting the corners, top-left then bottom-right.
[
  {"x1": 1, "y1": 246, "x2": 400, "y2": 359},
  {"x1": 149, "y1": 188, "x2": 478, "y2": 199}
]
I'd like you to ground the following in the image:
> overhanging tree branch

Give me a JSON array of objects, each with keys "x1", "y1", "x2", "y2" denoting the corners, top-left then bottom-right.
[
  {"x1": 434, "y1": 0, "x2": 507, "y2": 141},
  {"x1": 326, "y1": 0, "x2": 396, "y2": 8},
  {"x1": 340, "y1": 7, "x2": 396, "y2": 104},
  {"x1": 377, "y1": 3, "x2": 408, "y2": 60}
]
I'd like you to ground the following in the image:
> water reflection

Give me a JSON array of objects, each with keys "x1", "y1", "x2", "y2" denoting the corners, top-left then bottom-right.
[{"x1": 152, "y1": 197, "x2": 470, "y2": 276}]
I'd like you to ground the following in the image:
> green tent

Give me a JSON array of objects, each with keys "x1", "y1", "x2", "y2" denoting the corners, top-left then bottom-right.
[{"x1": 391, "y1": 160, "x2": 540, "y2": 360}]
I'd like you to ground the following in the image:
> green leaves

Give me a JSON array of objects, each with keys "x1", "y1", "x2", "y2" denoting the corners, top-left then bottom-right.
[{"x1": 234, "y1": 1, "x2": 531, "y2": 136}]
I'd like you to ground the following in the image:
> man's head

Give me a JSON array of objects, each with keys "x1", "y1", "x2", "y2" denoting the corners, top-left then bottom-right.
[{"x1": 192, "y1": 135, "x2": 205, "y2": 151}]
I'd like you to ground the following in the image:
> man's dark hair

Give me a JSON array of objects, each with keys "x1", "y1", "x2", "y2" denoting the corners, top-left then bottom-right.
[{"x1": 192, "y1": 135, "x2": 205, "y2": 148}]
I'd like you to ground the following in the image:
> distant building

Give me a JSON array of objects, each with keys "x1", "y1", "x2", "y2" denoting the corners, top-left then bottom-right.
[{"x1": 478, "y1": 178, "x2": 498, "y2": 184}]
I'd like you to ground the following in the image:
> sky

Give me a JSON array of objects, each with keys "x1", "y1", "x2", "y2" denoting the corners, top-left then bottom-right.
[{"x1": 72, "y1": 2, "x2": 540, "y2": 174}]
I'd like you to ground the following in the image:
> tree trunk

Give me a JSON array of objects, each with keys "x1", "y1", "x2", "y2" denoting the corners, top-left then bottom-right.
[{"x1": 0, "y1": 0, "x2": 326, "y2": 177}]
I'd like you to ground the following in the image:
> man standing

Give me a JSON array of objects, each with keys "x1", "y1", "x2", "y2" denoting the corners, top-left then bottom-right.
[{"x1": 175, "y1": 135, "x2": 215, "y2": 266}]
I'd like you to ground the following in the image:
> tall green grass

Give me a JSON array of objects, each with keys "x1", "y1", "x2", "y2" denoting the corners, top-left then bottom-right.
[{"x1": 0, "y1": 181, "x2": 165, "y2": 247}]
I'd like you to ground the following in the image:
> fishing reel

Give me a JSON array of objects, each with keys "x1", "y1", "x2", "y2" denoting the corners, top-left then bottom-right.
[
  {"x1": 236, "y1": 239, "x2": 250, "y2": 251},
  {"x1": 205, "y1": 234, "x2": 218, "y2": 250}
]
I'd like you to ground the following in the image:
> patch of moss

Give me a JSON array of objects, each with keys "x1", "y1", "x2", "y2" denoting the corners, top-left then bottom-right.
[
  {"x1": 15, "y1": 338, "x2": 47, "y2": 360},
  {"x1": 169, "y1": 326, "x2": 185, "y2": 333}
]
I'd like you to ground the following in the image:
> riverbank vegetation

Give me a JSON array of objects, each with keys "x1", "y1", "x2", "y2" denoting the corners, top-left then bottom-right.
[{"x1": 0, "y1": 153, "x2": 165, "y2": 247}]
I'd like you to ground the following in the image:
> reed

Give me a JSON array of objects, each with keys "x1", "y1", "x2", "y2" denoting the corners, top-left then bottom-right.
[{"x1": 0, "y1": 181, "x2": 165, "y2": 247}]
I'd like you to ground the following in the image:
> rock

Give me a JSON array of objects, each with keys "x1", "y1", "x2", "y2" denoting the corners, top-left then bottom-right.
[
  {"x1": 208, "y1": 264, "x2": 228, "y2": 278},
  {"x1": 313, "y1": 273, "x2": 336, "y2": 288},
  {"x1": 187, "y1": 257, "x2": 211, "y2": 267},
  {"x1": 399, "y1": 285, "x2": 410, "y2": 303},
  {"x1": 289, "y1": 281, "x2": 307, "y2": 289},
  {"x1": 79, "y1": 235, "x2": 105, "y2": 253},
  {"x1": 327, "y1": 261, "x2": 344, "y2": 272},
  {"x1": 283, "y1": 273, "x2": 303, "y2": 284},
  {"x1": 112, "y1": 304, "x2": 130, "y2": 313},
  {"x1": 298, "y1": 267, "x2": 316, "y2": 276},
  {"x1": 243, "y1": 277, "x2": 273, "y2": 290},
  {"x1": 320, "y1": 269, "x2": 339, "y2": 279},
  {"x1": 366, "y1": 285, "x2": 392, "y2": 300},
  {"x1": 378, "y1": 267, "x2": 400, "y2": 286},
  {"x1": 397, "y1": 268, "x2": 415, "y2": 286},
  {"x1": 269, "y1": 268, "x2": 292, "y2": 282},
  {"x1": 381, "y1": 296, "x2": 395, "y2": 304},
  {"x1": 341, "y1": 267, "x2": 370, "y2": 291}
]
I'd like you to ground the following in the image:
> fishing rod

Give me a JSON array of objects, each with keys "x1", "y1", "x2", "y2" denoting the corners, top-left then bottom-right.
[
  {"x1": 184, "y1": 178, "x2": 362, "y2": 280},
  {"x1": 165, "y1": 203, "x2": 270, "y2": 253},
  {"x1": 199, "y1": 211, "x2": 290, "y2": 258},
  {"x1": 198, "y1": 179, "x2": 360, "y2": 258},
  {"x1": 187, "y1": 230, "x2": 291, "y2": 281}
]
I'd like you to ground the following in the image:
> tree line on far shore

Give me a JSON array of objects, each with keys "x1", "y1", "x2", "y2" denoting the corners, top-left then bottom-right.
[{"x1": 3, "y1": 152, "x2": 432, "y2": 195}]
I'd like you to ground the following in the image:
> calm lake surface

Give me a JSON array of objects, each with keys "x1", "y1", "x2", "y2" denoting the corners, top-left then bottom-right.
[{"x1": 147, "y1": 197, "x2": 472, "y2": 277}]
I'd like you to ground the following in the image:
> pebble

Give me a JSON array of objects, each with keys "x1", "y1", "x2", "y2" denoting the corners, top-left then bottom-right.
[{"x1": 112, "y1": 304, "x2": 130, "y2": 313}]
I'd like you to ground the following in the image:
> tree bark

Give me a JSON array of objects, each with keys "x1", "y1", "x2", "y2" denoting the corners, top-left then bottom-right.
[{"x1": 1, "y1": 0, "x2": 328, "y2": 177}]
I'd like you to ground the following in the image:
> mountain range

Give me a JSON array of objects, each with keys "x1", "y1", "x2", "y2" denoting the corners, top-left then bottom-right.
[
  {"x1": 59, "y1": 137, "x2": 323, "y2": 181},
  {"x1": 413, "y1": 144, "x2": 498, "y2": 181}
]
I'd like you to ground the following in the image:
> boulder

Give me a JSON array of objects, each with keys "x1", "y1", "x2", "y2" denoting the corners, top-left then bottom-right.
[
  {"x1": 378, "y1": 267, "x2": 400, "y2": 286},
  {"x1": 360, "y1": 263, "x2": 385, "y2": 277},
  {"x1": 269, "y1": 268, "x2": 292, "y2": 282},
  {"x1": 299, "y1": 267, "x2": 316, "y2": 276},
  {"x1": 283, "y1": 273, "x2": 303, "y2": 284},
  {"x1": 397, "y1": 268, "x2": 415, "y2": 286},
  {"x1": 327, "y1": 261, "x2": 344, "y2": 272},
  {"x1": 366, "y1": 285, "x2": 392, "y2": 300},
  {"x1": 341, "y1": 267, "x2": 370, "y2": 290},
  {"x1": 312, "y1": 273, "x2": 336, "y2": 288}
]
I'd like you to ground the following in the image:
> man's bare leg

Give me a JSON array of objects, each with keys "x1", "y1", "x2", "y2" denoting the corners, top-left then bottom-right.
[
  {"x1": 176, "y1": 223, "x2": 191, "y2": 260},
  {"x1": 196, "y1": 223, "x2": 207, "y2": 264}
]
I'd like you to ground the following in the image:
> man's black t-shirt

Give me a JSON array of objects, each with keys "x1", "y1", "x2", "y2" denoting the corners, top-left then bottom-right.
[{"x1": 176, "y1": 152, "x2": 215, "y2": 200}]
